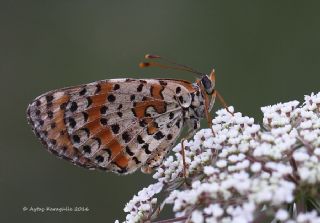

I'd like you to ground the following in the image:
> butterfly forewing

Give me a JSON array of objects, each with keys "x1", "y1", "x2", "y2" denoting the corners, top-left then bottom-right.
[{"x1": 27, "y1": 78, "x2": 197, "y2": 174}]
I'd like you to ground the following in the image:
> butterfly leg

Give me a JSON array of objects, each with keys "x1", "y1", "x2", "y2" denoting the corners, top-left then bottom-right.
[
  {"x1": 216, "y1": 90, "x2": 234, "y2": 115},
  {"x1": 206, "y1": 90, "x2": 234, "y2": 137},
  {"x1": 205, "y1": 108, "x2": 215, "y2": 137},
  {"x1": 180, "y1": 138, "x2": 188, "y2": 180},
  {"x1": 202, "y1": 91, "x2": 215, "y2": 138}
]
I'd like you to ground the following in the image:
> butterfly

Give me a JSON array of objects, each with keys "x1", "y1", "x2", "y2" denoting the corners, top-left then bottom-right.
[{"x1": 26, "y1": 54, "x2": 228, "y2": 175}]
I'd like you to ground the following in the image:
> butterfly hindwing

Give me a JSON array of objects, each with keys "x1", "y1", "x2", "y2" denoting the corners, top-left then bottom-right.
[
  {"x1": 27, "y1": 78, "x2": 197, "y2": 174},
  {"x1": 27, "y1": 86, "x2": 96, "y2": 168}
]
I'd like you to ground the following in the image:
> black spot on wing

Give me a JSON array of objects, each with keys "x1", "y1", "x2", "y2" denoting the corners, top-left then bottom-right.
[
  {"x1": 47, "y1": 111, "x2": 53, "y2": 119},
  {"x1": 95, "y1": 155, "x2": 104, "y2": 163},
  {"x1": 137, "y1": 135, "x2": 145, "y2": 144},
  {"x1": 113, "y1": 84, "x2": 120, "y2": 90},
  {"x1": 137, "y1": 84, "x2": 143, "y2": 92},
  {"x1": 154, "y1": 131, "x2": 165, "y2": 140},
  {"x1": 139, "y1": 120, "x2": 147, "y2": 127},
  {"x1": 46, "y1": 95, "x2": 54, "y2": 103},
  {"x1": 159, "y1": 80, "x2": 167, "y2": 86},
  {"x1": 72, "y1": 135, "x2": 80, "y2": 143},
  {"x1": 35, "y1": 100, "x2": 41, "y2": 106},
  {"x1": 133, "y1": 157, "x2": 141, "y2": 164},
  {"x1": 100, "y1": 118, "x2": 108, "y2": 125},
  {"x1": 122, "y1": 131, "x2": 131, "y2": 143},
  {"x1": 111, "y1": 124, "x2": 120, "y2": 134},
  {"x1": 107, "y1": 94, "x2": 116, "y2": 102},
  {"x1": 79, "y1": 88, "x2": 87, "y2": 96},
  {"x1": 176, "y1": 87, "x2": 181, "y2": 94},
  {"x1": 176, "y1": 119, "x2": 181, "y2": 128},
  {"x1": 125, "y1": 146, "x2": 134, "y2": 156},
  {"x1": 70, "y1": 101, "x2": 78, "y2": 112},
  {"x1": 68, "y1": 117, "x2": 76, "y2": 128},
  {"x1": 83, "y1": 145, "x2": 91, "y2": 154},
  {"x1": 100, "y1": 106, "x2": 108, "y2": 114},
  {"x1": 142, "y1": 144, "x2": 151, "y2": 154}
]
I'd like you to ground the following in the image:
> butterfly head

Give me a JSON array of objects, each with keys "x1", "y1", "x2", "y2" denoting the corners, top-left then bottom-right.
[
  {"x1": 140, "y1": 54, "x2": 218, "y2": 112},
  {"x1": 201, "y1": 69, "x2": 216, "y2": 95},
  {"x1": 199, "y1": 69, "x2": 217, "y2": 112}
]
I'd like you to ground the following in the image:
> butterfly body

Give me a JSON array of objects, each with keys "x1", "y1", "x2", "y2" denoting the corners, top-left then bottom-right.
[{"x1": 27, "y1": 75, "x2": 216, "y2": 174}]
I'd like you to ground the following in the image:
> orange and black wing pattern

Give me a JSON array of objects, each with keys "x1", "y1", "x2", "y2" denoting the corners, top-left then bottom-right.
[{"x1": 27, "y1": 78, "x2": 197, "y2": 174}]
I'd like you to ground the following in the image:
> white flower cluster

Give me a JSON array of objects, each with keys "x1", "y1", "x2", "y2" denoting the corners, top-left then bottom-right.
[
  {"x1": 123, "y1": 182, "x2": 163, "y2": 223},
  {"x1": 119, "y1": 92, "x2": 320, "y2": 223}
]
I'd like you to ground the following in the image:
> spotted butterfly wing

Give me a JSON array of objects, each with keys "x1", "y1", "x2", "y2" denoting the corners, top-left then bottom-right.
[{"x1": 27, "y1": 78, "x2": 199, "y2": 174}]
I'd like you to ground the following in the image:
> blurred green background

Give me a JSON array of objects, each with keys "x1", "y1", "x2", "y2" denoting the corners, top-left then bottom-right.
[{"x1": 1, "y1": 1, "x2": 320, "y2": 222}]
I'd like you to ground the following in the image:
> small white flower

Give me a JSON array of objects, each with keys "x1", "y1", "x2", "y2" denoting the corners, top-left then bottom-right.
[
  {"x1": 191, "y1": 210, "x2": 204, "y2": 223},
  {"x1": 293, "y1": 150, "x2": 310, "y2": 162},
  {"x1": 216, "y1": 159, "x2": 227, "y2": 168},
  {"x1": 300, "y1": 120, "x2": 313, "y2": 129},
  {"x1": 275, "y1": 209, "x2": 289, "y2": 221},
  {"x1": 228, "y1": 154, "x2": 238, "y2": 163},
  {"x1": 297, "y1": 210, "x2": 320, "y2": 222},
  {"x1": 204, "y1": 166, "x2": 215, "y2": 175},
  {"x1": 250, "y1": 162, "x2": 262, "y2": 172},
  {"x1": 314, "y1": 148, "x2": 320, "y2": 156}
]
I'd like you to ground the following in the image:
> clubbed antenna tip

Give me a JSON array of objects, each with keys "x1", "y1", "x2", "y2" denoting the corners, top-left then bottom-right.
[
  {"x1": 139, "y1": 62, "x2": 150, "y2": 68},
  {"x1": 145, "y1": 54, "x2": 161, "y2": 59}
]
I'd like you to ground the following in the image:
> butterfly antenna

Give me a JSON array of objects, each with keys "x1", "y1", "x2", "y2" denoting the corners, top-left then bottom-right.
[{"x1": 139, "y1": 54, "x2": 204, "y2": 76}]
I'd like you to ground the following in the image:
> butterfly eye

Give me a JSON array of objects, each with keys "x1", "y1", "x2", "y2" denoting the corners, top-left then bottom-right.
[{"x1": 201, "y1": 75, "x2": 215, "y2": 95}]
